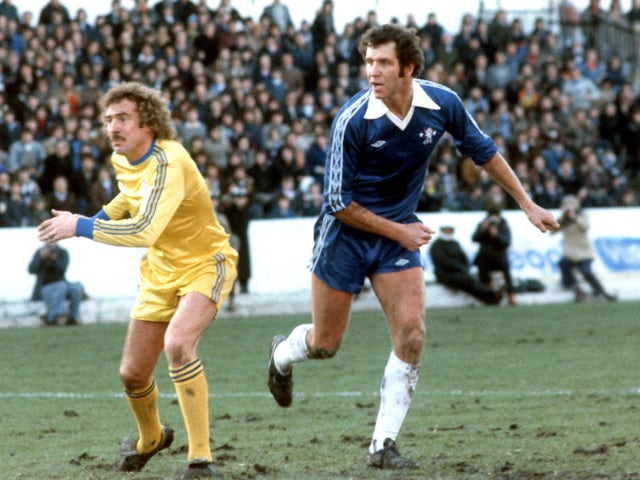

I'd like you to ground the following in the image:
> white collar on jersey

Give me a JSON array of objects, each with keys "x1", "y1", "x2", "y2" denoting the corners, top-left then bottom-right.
[{"x1": 364, "y1": 79, "x2": 441, "y2": 121}]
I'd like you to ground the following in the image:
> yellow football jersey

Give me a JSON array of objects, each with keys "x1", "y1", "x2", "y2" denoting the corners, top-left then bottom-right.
[{"x1": 86, "y1": 139, "x2": 234, "y2": 275}]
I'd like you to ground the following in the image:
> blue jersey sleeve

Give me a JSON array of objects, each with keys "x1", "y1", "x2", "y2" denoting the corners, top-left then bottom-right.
[
  {"x1": 323, "y1": 93, "x2": 369, "y2": 214},
  {"x1": 75, "y1": 209, "x2": 110, "y2": 239},
  {"x1": 441, "y1": 89, "x2": 497, "y2": 165}
]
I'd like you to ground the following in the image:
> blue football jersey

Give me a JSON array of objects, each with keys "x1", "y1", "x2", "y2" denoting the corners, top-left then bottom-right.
[{"x1": 322, "y1": 79, "x2": 497, "y2": 223}]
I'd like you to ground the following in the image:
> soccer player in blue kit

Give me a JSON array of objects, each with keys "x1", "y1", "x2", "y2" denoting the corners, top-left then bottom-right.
[{"x1": 268, "y1": 24, "x2": 560, "y2": 469}]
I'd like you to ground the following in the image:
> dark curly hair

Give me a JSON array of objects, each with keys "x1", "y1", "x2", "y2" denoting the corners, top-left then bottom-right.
[
  {"x1": 357, "y1": 24, "x2": 424, "y2": 78},
  {"x1": 99, "y1": 82, "x2": 176, "y2": 140}
]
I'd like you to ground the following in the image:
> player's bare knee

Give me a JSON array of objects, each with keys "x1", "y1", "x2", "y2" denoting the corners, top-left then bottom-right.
[
  {"x1": 405, "y1": 335, "x2": 425, "y2": 357},
  {"x1": 119, "y1": 365, "x2": 146, "y2": 391},
  {"x1": 403, "y1": 323, "x2": 426, "y2": 356},
  {"x1": 163, "y1": 339, "x2": 193, "y2": 367}
]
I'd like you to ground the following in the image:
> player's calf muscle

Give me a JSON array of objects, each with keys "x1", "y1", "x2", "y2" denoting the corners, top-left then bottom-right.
[{"x1": 307, "y1": 345, "x2": 338, "y2": 359}]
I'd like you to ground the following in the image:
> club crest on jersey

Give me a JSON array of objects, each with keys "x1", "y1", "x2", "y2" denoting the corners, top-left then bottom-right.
[{"x1": 419, "y1": 126, "x2": 437, "y2": 145}]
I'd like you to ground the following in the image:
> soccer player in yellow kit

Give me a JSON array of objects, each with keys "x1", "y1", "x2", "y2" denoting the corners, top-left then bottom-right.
[{"x1": 38, "y1": 82, "x2": 238, "y2": 479}]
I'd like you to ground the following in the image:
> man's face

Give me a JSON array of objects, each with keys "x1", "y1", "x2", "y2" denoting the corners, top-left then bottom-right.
[
  {"x1": 365, "y1": 42, "x2": 409, "y2": 101},
  {"x1": 103, "y1": 99, "x2": 153, "y2": 161}
]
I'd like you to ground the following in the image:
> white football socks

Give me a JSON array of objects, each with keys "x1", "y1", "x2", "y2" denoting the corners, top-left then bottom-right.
[
  {"x1": 369, "y1": 351, "x2": 420, "y2": 453},
  {"x1": 273, "y1": 324, "x2": 312, "y2": 374}
]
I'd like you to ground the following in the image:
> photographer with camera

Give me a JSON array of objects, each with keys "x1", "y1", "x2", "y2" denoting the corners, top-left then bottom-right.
[
  {"x1": 28, "y1": 242, "x2": 85, "y2": 326},
  {"x1": 472, "y1": 205, "x2": 517, "y2": 305},
  {"x1": 554, "y1": 194, "x2": 617, "y2": 302}
]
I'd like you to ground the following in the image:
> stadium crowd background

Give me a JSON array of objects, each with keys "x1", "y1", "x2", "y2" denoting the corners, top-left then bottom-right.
[{"x1": 1, "y1": 0, "x2": 639, "y2": 229}]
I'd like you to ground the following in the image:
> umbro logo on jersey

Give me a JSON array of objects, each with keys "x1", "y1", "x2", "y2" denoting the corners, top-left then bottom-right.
[
  {"x1": 395, "y1": 258, "x2": 410, "y2": 267},
  {"x1": 371, "y1": 140, "x2": 386, "y2": 148}
]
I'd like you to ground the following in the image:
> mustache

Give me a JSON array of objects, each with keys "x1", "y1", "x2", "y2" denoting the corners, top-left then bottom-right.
[{"x1": 110, "y1": 135, "x2": 125, "y2": 142}]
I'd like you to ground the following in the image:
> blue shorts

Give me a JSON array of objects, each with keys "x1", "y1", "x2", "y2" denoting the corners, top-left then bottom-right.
[{"x1": 309, "y1": 214, "x2": 424, "y2": 294}]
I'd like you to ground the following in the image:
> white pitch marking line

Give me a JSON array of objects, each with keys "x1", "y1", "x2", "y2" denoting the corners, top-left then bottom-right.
[{"x1": 0, "y1": 388, "x2": 638, "y2": 400}]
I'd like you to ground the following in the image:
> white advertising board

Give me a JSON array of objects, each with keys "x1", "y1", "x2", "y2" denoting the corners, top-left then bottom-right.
[{"x1": 1, "y1": 208, "x2": 639, "y2": 302}]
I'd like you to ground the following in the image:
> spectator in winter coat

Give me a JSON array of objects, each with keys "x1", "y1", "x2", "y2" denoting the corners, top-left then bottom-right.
[
  {"x1": 554, "y1": 194, "x2": 617, "y2": 302},
  {"x1": 430, "y1": 225, "x2": 503, "y2": 304}
]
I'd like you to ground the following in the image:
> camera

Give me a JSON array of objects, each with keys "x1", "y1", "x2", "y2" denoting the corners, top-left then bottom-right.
[{"x1": 42, "y1": 245, "x2": 57, "y2": 258}]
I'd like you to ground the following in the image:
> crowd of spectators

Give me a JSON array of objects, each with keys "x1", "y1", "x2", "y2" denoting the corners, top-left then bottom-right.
[{"x1": 1, "y1": 0, "x2": 639, "y2": 229}]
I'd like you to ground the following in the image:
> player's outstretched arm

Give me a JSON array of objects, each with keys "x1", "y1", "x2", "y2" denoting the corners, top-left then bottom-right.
[
  {"x1": 481, "y1": 153, "x2": 560, "y2": 233},
  {"x1": 37, "y1": 209, "x2": 80, "y2": 243}
]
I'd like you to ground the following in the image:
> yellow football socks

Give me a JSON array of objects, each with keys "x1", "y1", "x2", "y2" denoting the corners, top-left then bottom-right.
[
  {"x1": 124, "y1": 378, "x2": 163, "y2": 454},
  {"x1": 170, "y1": 357, "x2": 212, "y2": 462}
]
